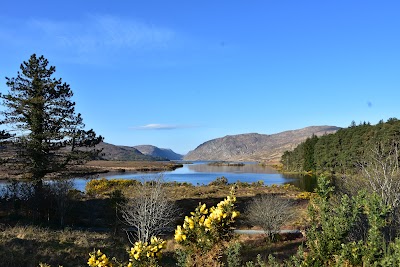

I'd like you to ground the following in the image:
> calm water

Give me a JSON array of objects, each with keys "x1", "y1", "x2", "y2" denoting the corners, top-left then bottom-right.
[{"x1": 72, "y1": 162, "x2": 317, "y2": 192}]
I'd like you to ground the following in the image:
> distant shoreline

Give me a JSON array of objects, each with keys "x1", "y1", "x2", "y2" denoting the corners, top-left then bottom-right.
[
  {"x1": 84, "y1": 160, "x2": 183, "y2": 173},
  {"x1": 207, "y1": 161, "x2": 245, "y2": 167},
  {"x1": 0, "y1": 160, "x2": 184, "y2": 181}
]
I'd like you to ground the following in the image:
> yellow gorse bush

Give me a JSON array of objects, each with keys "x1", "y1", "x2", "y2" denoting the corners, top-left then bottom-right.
[
  {"x1": 88, "y1": 250, "x2": 113, "y2": 267},
  {"x1": 128, "y1": 236, "x2": 166, "y2": 262},
  {"x1": 87, "y1": 236, "x2": 166, "y2": 267},
  {"x1": 296, "y1": 191, "x2": 315, "y2": 200},
  {"x1": 86, "y1": 178, "x2": 139, "y2": 195},
  {"x1": 174, "y1": 187, "x2": 239, "y2": 251}
]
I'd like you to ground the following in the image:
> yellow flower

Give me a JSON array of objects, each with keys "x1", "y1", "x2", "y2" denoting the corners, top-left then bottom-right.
[
  {"x1": 200, "y1": 203, "x2": 208, "y2": 214},
  {"x1": 199, "y1": 215, "x2": 205, "y2": 226},
  {"x1": 231, "y1": 211, "x2": 239, "y2": 219},
  {"x1": 87, "y1": 256, "x2": 96, "y2": 266},
  {"x1": 175, "y1": 232, "x2": 187, "y2": 242},
  {"x1": 204, "y1": 218, "x2": 212, "y2": 228}
]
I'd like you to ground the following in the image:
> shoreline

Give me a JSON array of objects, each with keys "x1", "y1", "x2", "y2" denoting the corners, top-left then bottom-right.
[{"x1": 0, "y1": 160, "x2": 184, "y2": 181}]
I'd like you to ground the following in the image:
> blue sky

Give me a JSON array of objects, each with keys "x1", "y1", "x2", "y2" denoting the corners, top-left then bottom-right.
[{"x1": 1, "y1": 1, "x2": 400, "y2": 154}]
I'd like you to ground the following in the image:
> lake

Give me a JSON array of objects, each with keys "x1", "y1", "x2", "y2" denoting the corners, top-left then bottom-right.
[{"x1": 72, "y1": 162, "x2": 316, "y2": 192}]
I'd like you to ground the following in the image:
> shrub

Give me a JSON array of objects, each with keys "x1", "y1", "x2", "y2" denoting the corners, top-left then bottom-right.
[
  {"x1": 298, "y1": 176, "x2": 393, "y2": 266},
  {"x1": 246, "y1": 194, "x2": 293, "y2": 241},
  {"x1": 209, "y1": 176, "x2": 228, "y2": 186},
  {"x1": 120, "y1": 177, "x2": 177, "y2": 244},
  {"x1": 86, "y1": 178, "x2": 139, "y2": 195},
  {"x1": 296, "y1": 191, "x2": 314, "y2": 200},
  {"x1": 174, "y1": 187, "x2": 240, "y2": 266},
  {"x1": 225, "y1": 241, "x2": 242, "y2": 267},
  {"x1": 87, "y1": 236, "x2": 166, "y2": 267}
]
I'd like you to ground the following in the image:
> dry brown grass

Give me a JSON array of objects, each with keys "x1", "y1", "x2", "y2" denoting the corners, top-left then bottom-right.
[
  {"x1": 0, "y1": 225, "x2": 127, "y2": 267},
  {"x1": 238, "y1": 233, "x2": 305, "y2": 263}
]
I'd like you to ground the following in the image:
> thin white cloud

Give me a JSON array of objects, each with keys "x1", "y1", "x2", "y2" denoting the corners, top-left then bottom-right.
[
  {"x1": 0, "y1": 15, "x2": 176, "y2": 65},
  {"x1": 132, "y1": 124, "x2": 195, "y2": 130},
  {"x1": 29, "y1": 15, "x2": 175, "y2": 52}
]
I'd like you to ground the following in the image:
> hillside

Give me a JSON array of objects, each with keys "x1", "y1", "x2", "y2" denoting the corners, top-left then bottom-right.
[
  {"x1": 134, "y1": 145, "x2": 183, "y2": 160},
  {"x1": 184, "y1": 126, "x2": 340, "y2": 163},
  {"x1": 95, "y1": 142, "x2": 159, "y2": 161}
]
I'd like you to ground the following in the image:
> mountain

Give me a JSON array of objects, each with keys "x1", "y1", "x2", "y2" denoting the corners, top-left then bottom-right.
[
  {"x1": 134, "y1": 145, "x2": 184, "y2": 160},
  {"x1": 95, "y1": 142, "x2": 160, "y2": 161},
  {"x1": 184, "y1": 126, "x2": 340, "y2": 163}
]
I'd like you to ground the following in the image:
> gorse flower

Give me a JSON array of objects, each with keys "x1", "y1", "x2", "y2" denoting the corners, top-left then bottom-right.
[
  {"x1": 174, "y1": 225, "x2": 187, "y2": 242},
  {"x1": 174, "y1": 188, "x2": 240, "y2": 251},
  {"x1": 87, "y1": 250, "x2": 113, "y2": 267},
  {"x1": 87, "y1": 237, "x2": 166, "y2": 267},
  {"x1": 128, "y1": 236, "x2": 166, "y2": 262}
]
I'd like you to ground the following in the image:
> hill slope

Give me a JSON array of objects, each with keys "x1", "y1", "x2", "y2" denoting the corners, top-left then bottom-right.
[
  {"x1": 93, "y1": 142, "x2": 163, "y2": 161},
  {"x1": 134, "y1": 145, "x2": 183, "y2": 160},
  {"x1": 184, "y1": 126, "x2": 340, "y2": 163}
]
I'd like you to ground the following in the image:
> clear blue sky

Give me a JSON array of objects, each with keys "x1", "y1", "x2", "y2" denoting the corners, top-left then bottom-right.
[{"x1": 1, "y1": 1, "x2": 400, "y2": 154}]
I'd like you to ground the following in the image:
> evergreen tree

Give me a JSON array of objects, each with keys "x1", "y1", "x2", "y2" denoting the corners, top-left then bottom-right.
[
  {"x1": 0, "y1": 54, "x2": 103, "y2": 181},
  {"x1": 281, "y1": 119, "x2": 400, "y2": 174},
  {"x1": 302, "y1": 134, "x2": 318, "y2": 172}
]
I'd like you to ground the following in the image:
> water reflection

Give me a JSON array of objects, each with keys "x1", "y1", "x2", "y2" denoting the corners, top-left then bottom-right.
[
  {"x1": 187, "y1": 163, "x2": 279, "y2": 174},
  {"x1": 284, "y1": 174, "x2": 317, "y2": 192}
]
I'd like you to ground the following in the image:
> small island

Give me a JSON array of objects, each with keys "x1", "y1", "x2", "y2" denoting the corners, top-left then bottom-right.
[{"x1": 207, "y1": 161, "x2": 245, "y2": 166}]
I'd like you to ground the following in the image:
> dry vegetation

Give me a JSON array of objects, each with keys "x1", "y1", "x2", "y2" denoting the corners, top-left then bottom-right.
[
  {"x1": 0, "y1": 225, "x2": 127, "y2": 267},
  {"x1": 84, "y1": 160, "x2": 183, "y2": 172},
  {"x1": 0, "y1": 177, "x2": 310, "y2": 266},
  {"x1": 85, "y1": 179, "x2": 309, "y2": 230},
  {"x1": 0, "y1": 160, "x2": 183, "y2": 180}
]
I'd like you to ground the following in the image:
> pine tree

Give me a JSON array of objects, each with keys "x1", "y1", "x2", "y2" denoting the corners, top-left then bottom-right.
[
  {"x1": 1, "y1": 54, "x2": 103, "y2": 181},
  {"x1": 302, "y1": 134, "x2": 318, "y2": 172}
]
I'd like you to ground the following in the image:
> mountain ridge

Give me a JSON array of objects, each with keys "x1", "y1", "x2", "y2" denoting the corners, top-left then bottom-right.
[
  {"x1": 184, "y1": 126, "x2": 340, "y2": 163},
  {"x1": 133, "y1": 145, "x2": 183, "y2": 160},
  {"x1": 96, "y1": 142, "x2": 182, "y2": 161}
]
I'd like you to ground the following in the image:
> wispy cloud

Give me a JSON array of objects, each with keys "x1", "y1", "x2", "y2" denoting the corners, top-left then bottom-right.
[
  {"x1": 131, "y1": 124, "x2": 195, "y2": 130},
  {"x1": 0, "y1": 15, "x2": 176, "y2": 65},
  {"x1": 29, "y1": 15, "x2": 175, "y2": 51}
]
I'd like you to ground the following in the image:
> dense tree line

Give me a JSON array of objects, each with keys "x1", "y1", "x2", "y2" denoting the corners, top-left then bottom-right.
[{"x1": 281, "y1": 118, "x2": 400, "y2": 174}]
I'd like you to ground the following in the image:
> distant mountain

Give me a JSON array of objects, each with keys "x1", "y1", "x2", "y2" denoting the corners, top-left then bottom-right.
[
  {"x1": 134, "y1": 145, "x2": 184, "y2": 160},
  {"x1": 184, "y1": 126, "x2": 340, "y2": 163},
  {"x1": 95, "y1": 142, "x2": 160, "y2": 161}
]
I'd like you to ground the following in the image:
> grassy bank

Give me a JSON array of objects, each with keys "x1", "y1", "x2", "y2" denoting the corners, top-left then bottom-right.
[{"x1": 0, "y1": 160, "x2": 183, "y2": 181}]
